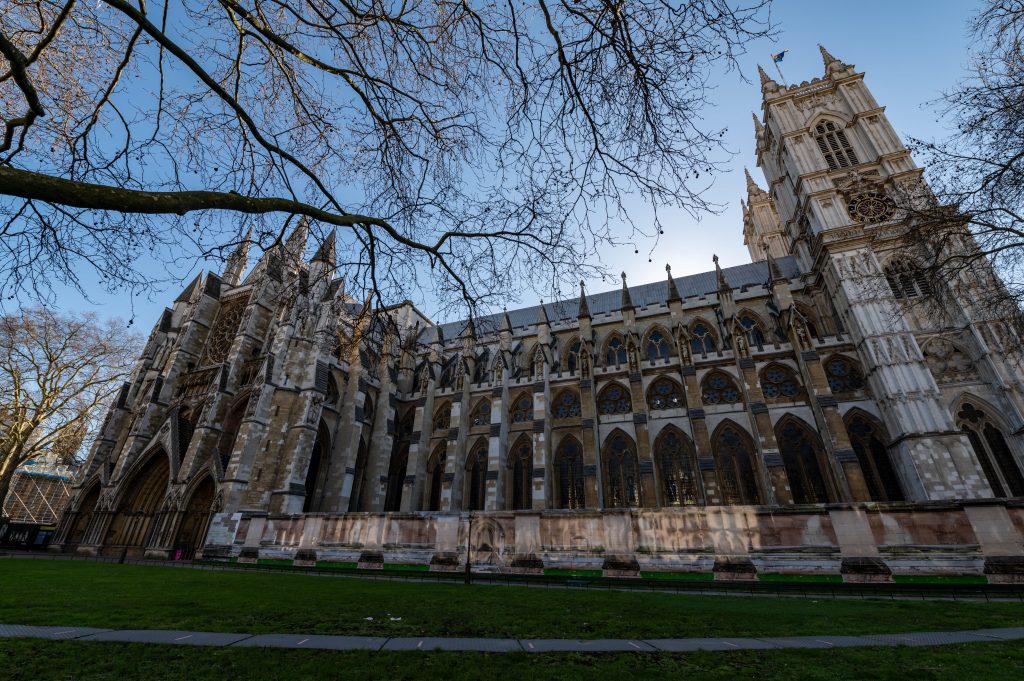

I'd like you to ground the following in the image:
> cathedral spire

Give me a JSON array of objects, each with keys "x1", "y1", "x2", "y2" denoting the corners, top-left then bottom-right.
[
  {"x1": 577, "y1": 280, "x2": 591, "y2": 320},
  {"x1": 666, "y1": 264, "x2": 682, "y2": 303},
  {"x1": 744, "y1": 167, "x2": 768, "y2": 199},
  {"x1": 818, "y1": 44, "x2": 851, "y2": 73},
  {"x1": 757, "y1": 64, "x2": 778, "y2": 92},
  {"x1": 311, "y1": 227, "x2": 336, "y2": 266},
  {"x1": 751, "y1": 111, "x2": 764, "y2": 135},
  {"x1": 620, "y1": 272, "x2": 634, "y2": 311},
  {"x1": 223, "y1": 227, "x2": 252, "y2": 287},
  {"x1": 284, "y1": 215, "x2": 309, "y2": 263}
]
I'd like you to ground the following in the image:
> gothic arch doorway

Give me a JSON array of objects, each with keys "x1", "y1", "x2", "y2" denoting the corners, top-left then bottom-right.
[
  {"x1": 103, "y1": 451, "x2": 171, "y2": 555},
  {"x1": 172, "y1": 475, "x2": 215, "y2": 559},
  {"x1": 66, "y1": 481, "x2": 101, "y2": 547}
]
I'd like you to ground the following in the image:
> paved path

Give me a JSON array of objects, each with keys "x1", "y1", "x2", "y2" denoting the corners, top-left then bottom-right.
[{"x1": 2, "y1": 624, "x2": 1023, "y2": 653}]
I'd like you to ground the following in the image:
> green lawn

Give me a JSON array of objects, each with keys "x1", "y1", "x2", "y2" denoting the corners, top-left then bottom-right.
[
  {"x1": 1, "y1": 639, "x2": 1023, "y2": 681},
  {"x1": 0, "y1": 559, "x2": 1021, "y2": 639}
]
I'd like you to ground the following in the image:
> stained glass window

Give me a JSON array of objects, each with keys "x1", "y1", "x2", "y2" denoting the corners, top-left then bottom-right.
[
  {"x1": 777, "y1": 419, "x2": 831, "y2": 504},
  {"x1": 655, "y1": 429, "x2": 699, "y2": 505},
  {"x1": 739, "y1": 315, "x2": 766, "y2": 348},
  {"x1": 825, "y1": 356, "x2": 865, "y2": 395},
  {"x1": 646, "y1": 329, "x2": 672, "y2": 361},
  {"x1": 760, "y1": 364, "x2": 802, "y2": 401},
  {"x1": 690, "y1": 323, "x2": 716, "y2": 355},
  {"x1": 552, "y1": 389, "x2": 582, "y2": 418},
  {"x1": 846, "y1": 414, "x2": 904, "y2": 502},
  {"x1": 425, "y1": 445, "x2": 446, "y2": 511},
  {"x1": 566, "y1": 340, "x2": 582, "y2": 373},
  {"x1": 604, "y1": 433, "x2": 641, "y2": 508},
  {"x1": 510, "y1": 394, "x2": 533, "y2": 423},
  {"x1": 712, "y1": 425, "x2": 761, "y2": 505},
  {"x1": 598, "y1": 383, "x2": 632, "y2": 415},
  {"x1": 469, "y1": 399, "x2": 491, "y2": 427},
  {"x1": 957, "y1": 402, "x2": 1024, "y2": 498},
  {"x1": 432, "y1": 402, "x2": 451, "y2": 432},
  {"x1": 509, "y1": 437, "x2": 533, "y2": 510},
  {"x1": 701, "y1": 371, "x2": 742, "y2": 405},
  {"x1": 647, "y1": 377, "x2": 684, "y2": 411},
  {"x1": 606, "y1": 336, "x2": 628, "y2": 366},
  {"x1": 556, "y1": 437, "x2": 586, "y2": 509},
  {"x1": 466, "y1": 442, "x2": 488, "y2": 511}
]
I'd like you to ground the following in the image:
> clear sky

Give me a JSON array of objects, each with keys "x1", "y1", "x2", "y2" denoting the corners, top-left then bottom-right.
[{"x1": 51, "y1": 0, "x2": 983, "y2": 328}]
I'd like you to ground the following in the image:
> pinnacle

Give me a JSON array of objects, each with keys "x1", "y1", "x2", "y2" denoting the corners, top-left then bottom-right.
[
  {"x1": 819, "y1": 44, "x2": 838, "y2": 67},
  {"x1": 757, "y1": 64, "x2": 775, "y2": 87},
  {"x1": 751, "y1": 111, "x2": 764, "y2": 133}
]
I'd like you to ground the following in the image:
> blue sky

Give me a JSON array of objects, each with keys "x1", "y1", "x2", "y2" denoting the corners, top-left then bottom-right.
[{"x1": 54, "y1": 0, "x2": 983, "y2": 328}]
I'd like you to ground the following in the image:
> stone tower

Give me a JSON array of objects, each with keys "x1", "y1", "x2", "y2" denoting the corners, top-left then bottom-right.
[{"x1": 751, "y1": 46, "x2": 1024, "y2": 500}]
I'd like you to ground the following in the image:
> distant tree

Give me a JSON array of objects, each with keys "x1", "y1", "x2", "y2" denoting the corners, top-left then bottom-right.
[
  {"x1": 898, "y1": 0, "x2": 1024, "y2": 318},
  {"x1": 0, "y1": 307, "x2": 140, "y2": 515},
  {"x1": 0, "y1": 1, "x2": 774, "y2": 315}
]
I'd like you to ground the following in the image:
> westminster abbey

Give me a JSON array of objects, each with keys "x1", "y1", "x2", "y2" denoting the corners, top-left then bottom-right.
[{"x1": 53, "y1": 47, "x2": 1024, "y2": 581}]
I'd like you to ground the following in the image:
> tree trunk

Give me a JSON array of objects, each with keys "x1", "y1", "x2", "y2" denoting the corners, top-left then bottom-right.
[{"x1": 0, "y1": 445, "x2": 26, "y2": 519}]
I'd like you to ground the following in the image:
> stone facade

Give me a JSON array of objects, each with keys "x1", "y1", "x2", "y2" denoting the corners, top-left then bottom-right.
[{"x1": 52, "y1": 48, "x2": 1024, "y2": 580}]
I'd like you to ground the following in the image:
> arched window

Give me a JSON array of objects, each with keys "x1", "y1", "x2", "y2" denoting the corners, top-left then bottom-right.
[
  {"x1": 776, "y1": 418, "x2": 831, "y2": 504},
  {"x1": 690, "y1": 322, "x2": 716, "y2": 356},
  {"x1": 597, "y1": 382, "x2": 632, "y2": 415},
  {"x1": 654, "y1": 428, "x2": 699, "y2": 506},
  {"x1": 508, "y1": 435, "x2": 533, "y2": 510},
  {"x1": 759, "y1": 364, "x2": 803, "y2": 402},
  {"x1": 712, "y1": 424, "x2": 761, "y2": 505},
  {"x1": 466, "y1": 440, "x2": 488, "y2": 511},
  {"x1": 795, "y1": 305, "x2": 821, "y2": 339},
  {"x1": 825, "y1": 356, "x2": 866, "y2": 396},
  {"x1": 813, "y1": 120, "x2": 859, "y2": 170},
  {"x1": 957, "y1": 402, "x2": 1024, "y2": 498},
  {"x1": 384, "y1": 408, "x2": 414, "y2": 512},
  {"x1": 606, "y1": 335, "x2": 628, "y2": 366},
  {"x1": 361, "y1": 394, "x2": 375, "y2": 424},
  {"x1": 701, "y1": 371, "x2": 743, "y2": 406},
  {"x1": 432, "y1": 402, "x2": 451, "y2": 432},
  {"x1": 555, "y1": 436, "x2": 586, "y2": 509},
  {"x1": 510, "y1": 393, "x2": 533, "y2": 423},
  {"x1": 604, "y1": 432, "x2": 641, "y2": 508},
  {"x1": 552, "y1": 389, "x2": 582, "y2": 419},
  {"x1": 425, "y1": 444, "x2": 446, "y2": 511},
  {"x1": 326, "y1": 374, "x2": 340, "y2": 404},
  {"x1": 439, "y1": 357, "x2": 457, "y2": 388},
  {"x1": 846, "y1": 413, "x2": 904, "y2": 502},
  {"x1": 565, "y1": 340, "x2": 582, "y2": 373},
  {"x1": 646, "y1": 329, "x2": 672, "y2": 362},
  {"x1": 469, "y1": 399, "x2": 491, "y2": 427},
  {"x1": 885, "y1": 261, "x2": 932, "y2": 300},
  {"x1": 739, "y1": 314, "x2": 766, "y2": 349},
  {"x1": 647, "y1": 376, "x2": 684, "y2": 411}
]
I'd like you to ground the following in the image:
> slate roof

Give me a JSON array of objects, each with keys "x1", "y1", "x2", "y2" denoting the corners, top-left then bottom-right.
[{"x1": 431, "y1": 256, "x2": 802, "y2": 340}]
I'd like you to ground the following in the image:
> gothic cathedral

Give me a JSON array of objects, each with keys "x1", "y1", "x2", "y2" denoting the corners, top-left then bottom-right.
[{"x1": 53, "y1": 48, "x2": 1024, "y2": 581}]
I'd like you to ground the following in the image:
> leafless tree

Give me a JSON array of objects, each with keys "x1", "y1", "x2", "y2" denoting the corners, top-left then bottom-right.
[
  {"x1": 897, "y1": 0, "x2": 1024, "y2": 321},
  {"x1": 0, "y1": 307, "x2": 140, "y2": 514},
  {"x1": 0, "y1": 0, "x2": 774, "y2": 317}
]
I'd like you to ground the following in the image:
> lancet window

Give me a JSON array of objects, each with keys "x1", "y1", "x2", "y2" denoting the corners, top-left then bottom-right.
[
  {"x1": 776, "y1": 418, "x2": 831, "y2": 504},
  {"x1": 885, "y1": 261, "x2": 932, "y2": 300},
  {"x1": 690, "y1": 322, "x2": 716, "y2": 356},
  {"x1": 425, "y1": 444, "x2": 446, "y2": 511},
  {"x1": 604, "y1": 432, "x2": 641, "y2": 508},
  {"x1": 712, "y1": 424, "x2": 761, "y2": 505},
  {"x1": 957, "y1": 402, "x2": 1024, "y2": 498},
  {"x1": 813, "y1": 120, "x2": 859, "y2": 170},
  {"x1": 646, "y1": 329, "x2": 672, "y2": 362},
  {"x1": 432, "y1": 402, "x2": 451, "y2": 432},
  {"x1": 469, "y1": 399, "x2": 492, "y2": 427},
  {"x1": 466, "y1": 441, "x2": 488, "y2": 511},
  {"x1": 846, "y1": 413, "x2": 904, "y2": 502},
  {"x1": 654, "y1": 428, "x2": 699, "y2": 506},
  {"x1": 606, "y1": 336, "x2": 628, "y2": 366},
  {"x1": 555, "y1": 437, "x2": 586, "y2": 510},
  {"x1": 509, "y1": 436, "x2": 533, "y2": 511}
]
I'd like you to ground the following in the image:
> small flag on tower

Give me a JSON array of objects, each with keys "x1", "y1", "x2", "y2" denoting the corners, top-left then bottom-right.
[{"x1": 771, "y1": 49, "x2": 789, "y2": 63}]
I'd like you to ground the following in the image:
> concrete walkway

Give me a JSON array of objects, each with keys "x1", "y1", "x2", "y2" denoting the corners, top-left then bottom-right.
[{"x1": 2, "y1": 624, "x2": 1023, "y2": 653}]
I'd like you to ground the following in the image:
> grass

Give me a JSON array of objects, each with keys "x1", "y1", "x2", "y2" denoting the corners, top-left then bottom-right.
[
  {"x1": 0, "y1": 558, "x2": 1021, "y2": 640},
  {"x1": 2, "y1": 639, "x2": 1024, "y2": 680}
]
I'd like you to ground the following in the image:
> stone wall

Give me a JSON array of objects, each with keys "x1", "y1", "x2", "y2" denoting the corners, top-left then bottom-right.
[{"x1": 202, "y1": 500, "x2": 1024, "y2": 582}]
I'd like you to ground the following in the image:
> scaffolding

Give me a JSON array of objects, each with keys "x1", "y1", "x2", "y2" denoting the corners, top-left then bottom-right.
[{"x1": 2, "y1": 457, "x2": 77, "y2": 524}]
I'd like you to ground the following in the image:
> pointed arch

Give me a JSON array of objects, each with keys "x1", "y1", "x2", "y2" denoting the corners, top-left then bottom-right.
[
  {"x1": 425, "y1": 443, "x2": 447, "y2": 511},
  {"x1": 103, "y1": 449, "x2": 171, "y2": 550},
  {"x1": 646, "y1": 376, "x2": 685, "y2": 411},
  {"x1": 759, "y1": 363, "x2": 805, "y2": 402},
  {"x1": 775, "y1": 415, "x2": 832, "y2": 504},
  {"x1": 844, "y1": 409, "x2": 904, "y2": 502},
  {"x1": 465, "y1": 438, "x2": 489, "y2": 511},
  {"x1": 604, "y1": 332, "x2": 628, "y2": 366},
  {"x1": 469, "y1": 397, "x2": 492, "y2": 427},
  {"x1": 643, "y1": 325, "x2": 673, "y2": 362},
  {"x1": 563, "y1": 336, "x2": 583, "y2": 373},
  {"x1": 507, "y1": 433, "x2": 534, "y2": 510},
  {"x1": 737, "y1": 310, "x2": 768, "y2": 349},
  {"x1": 823, "y1": 354, "x2": 866, "y2": 396},
  {"x1": 172, "y1": 474, "x2": 216, "y2": 559},
  {"x1": 794, "y1": 303, "x2": 822, "y2": 339},
  {"x1": 955, "y1": 398, "x2": 1024, "y2": 498},
  {"x1": 811, "y1": 117, "x2": 859, "y2": 170},
  {"x1": 551, "y1": 388, "x2": 582, "y2": 419},
  {"x1": 432, "y1": 401, "x2": 451, "y2": 432},
  {"x1": 302, "y1": 419, "x2": 331, "y2": 512},
  {"x1": 66, "y1": 480, "x2": 101, "y2": 547},
  {"x1": 509, "y1": 391, "x2": 533, "y2": 423},
  {"x1": 384, "y1": 442, "x2": 409, "y2": 512},
  {"x1": 555, "y1": 435, "x2": 586, "y2": 510},
  {"x1": 603, "y1": 430, "x2": 641, "y2": 508},
  {"x1": 689, "y1": 319, "x2": 717, "y2": 356},
  {"x1": 711, "y1": 421, "x2": 761, "y2": 505},
  {"x1": 701, "y1": 370, "x2": 743, "y2": 406},
  {"x1": 597, "y1": 381, "x2": 632, "y2": 415},
  {"x1": 215, "y1": 392, "x2": 252, "y2": 472},
  {"x1": 653, "y1": 426, "x2": 700, "y2": 506}
]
